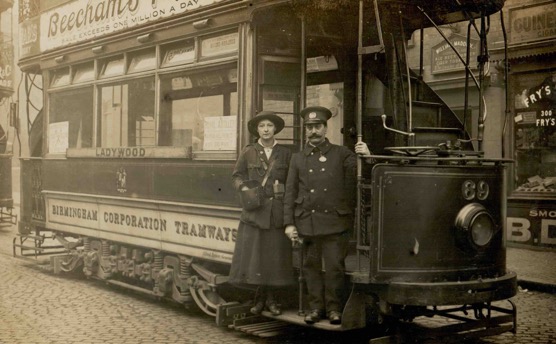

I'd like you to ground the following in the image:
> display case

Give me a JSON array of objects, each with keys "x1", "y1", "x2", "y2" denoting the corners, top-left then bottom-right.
[{"x1": 512, "y1": 71, "x2": 556, "y2": 196}]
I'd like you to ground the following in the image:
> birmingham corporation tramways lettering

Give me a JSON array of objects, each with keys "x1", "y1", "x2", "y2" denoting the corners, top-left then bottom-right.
[{"x1": 51, "y1": 205, "x2": 237, "y2": 242}]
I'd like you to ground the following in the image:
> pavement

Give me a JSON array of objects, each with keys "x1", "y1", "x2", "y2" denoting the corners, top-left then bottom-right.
[{"x1": 507, "y1": 245, "x2": 556, "y2": 294}]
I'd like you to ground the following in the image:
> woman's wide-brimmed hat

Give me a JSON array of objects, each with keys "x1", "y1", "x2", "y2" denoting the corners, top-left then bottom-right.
[{"x1": 247, "y1": 111, "x2": 285, "y2": 137}]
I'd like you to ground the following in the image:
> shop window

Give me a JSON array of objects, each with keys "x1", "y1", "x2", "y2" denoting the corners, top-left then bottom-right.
[
  {"x1": 512, "y1": 72, "x2": 556, "y2": 194},
  {"x1": 128, "y1": 49, "x2": 156, "y2": 73},
  {"x1": 99, "y1": 55, "x2": 124, "y2": 78},
  {"x1": 72, "y1": 62, "x2": 95, "y2": 83},
  {"x1": 48, "y1": 87, "x2": 94, "y2": 153},
  {"x1": 100, "y1": 77, "x2": 156, "y2": 147},
  {"x1": 159, "y1": 66, "x2": 238, "y2": 154},
  {"x1": 161, "y1": 39, "x2": 195, "y2": 67},
  {"x1": 50, "y1": 68, "x2": 70, "y2": 87}
]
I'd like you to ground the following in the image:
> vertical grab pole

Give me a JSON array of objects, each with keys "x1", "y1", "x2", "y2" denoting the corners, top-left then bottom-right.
[
  {"x1": 355, "y1": 0, "x2": 364, "y2": 271},
  {"x1": 298, "y1": 14, "x2": 307, "y2": 317}
]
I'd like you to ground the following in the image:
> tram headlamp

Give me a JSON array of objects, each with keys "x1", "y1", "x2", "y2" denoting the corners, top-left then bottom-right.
[{"x1": 454, "y1": 203, "x2": 495, "y2": 249}]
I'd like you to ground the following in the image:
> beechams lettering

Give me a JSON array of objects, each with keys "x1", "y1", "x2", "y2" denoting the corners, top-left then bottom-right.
[{"x1": 48, "y1": 0, "x2": 139, "y2": 37}]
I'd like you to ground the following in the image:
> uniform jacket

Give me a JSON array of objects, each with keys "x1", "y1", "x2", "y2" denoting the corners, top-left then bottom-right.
[
  {"x1": 284, "y1": 138, "x2": 357, "y2": 236},
  {"x1": 232, "y1": 142, "x2": 291, "y2": 230}
]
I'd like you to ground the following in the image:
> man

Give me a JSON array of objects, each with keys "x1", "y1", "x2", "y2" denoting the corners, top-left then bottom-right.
[{"x1": 283, "y1": 106, "x2": 359, "y2": 325}]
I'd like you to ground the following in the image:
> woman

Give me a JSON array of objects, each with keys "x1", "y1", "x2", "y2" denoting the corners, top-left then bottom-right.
[{"x1": 229, "y1": 111, "x2": 294, "y2": 316}]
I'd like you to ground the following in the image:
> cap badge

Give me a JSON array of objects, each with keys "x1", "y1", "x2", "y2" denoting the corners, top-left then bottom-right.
[{"x1": 309, "y1": 112, "x2": 317, "y2": 119}]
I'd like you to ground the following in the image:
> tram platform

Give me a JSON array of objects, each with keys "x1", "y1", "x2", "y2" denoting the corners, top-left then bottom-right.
[{"x1": 507, "y1": 245, "x2": 556, "y2": 294}]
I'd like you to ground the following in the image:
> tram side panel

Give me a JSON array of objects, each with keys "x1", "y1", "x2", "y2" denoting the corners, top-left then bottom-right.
[{"x1": 18, "y1": 158, "x2": 241, "y2": 264}]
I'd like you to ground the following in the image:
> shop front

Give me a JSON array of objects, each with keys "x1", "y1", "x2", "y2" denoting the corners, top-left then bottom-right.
[{"x1": 504, "y1": 1, "x2": 556, "y2": 249}]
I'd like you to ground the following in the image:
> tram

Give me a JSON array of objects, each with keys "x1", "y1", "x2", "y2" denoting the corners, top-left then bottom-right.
[{"x1": 16, "y1": 0, "x2": 517, "y2": 342}]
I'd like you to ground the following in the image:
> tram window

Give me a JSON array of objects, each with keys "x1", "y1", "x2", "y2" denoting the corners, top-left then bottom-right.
[
  {"x1": 48, "y1": 88, "x2": 94, "y2": 153},
  {"x1": 128, "y1": 49, "x2": 156, "y2": 73},
  {"x1": 99, "y1": 55, "x2": 125, "y2": 78},
  {"x1": 50, "y1": 68, "x2": 70, "y2": 88},
  {"x1": 159, "y1": 67, "x2": 238, "y2": 155},
  {"x1": 306, "y1": 82, "x2": 344, "y2": 145},
  {"x1": 99, "y1": 77, "x2": 156, "y2": 147},
  {"x1": 161, "y1": 40, "x2": 195, "y2": 67},
  {"x1": 262, "y1": 85, "x2": 297, "y2": 145},
  {"x1": 72, "y1": 62, "x2": 95, "y2": 84}
]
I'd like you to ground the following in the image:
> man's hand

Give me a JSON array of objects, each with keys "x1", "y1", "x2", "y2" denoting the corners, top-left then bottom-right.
[
  {"x1": 285, "y1": 225, "x2": 298, "y2": 242},
  {"x1": 355, "y1": 141, "x2": 371, "y2": 156},
  {"x1": 355, "y1": 141, "x2": 375, "y2": 164}
]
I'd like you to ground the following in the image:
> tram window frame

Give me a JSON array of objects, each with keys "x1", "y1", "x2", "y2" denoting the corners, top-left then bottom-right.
[
  {"x1": 44, "y1": 30, "x2": 240, "y2": 160},
  {"x1": 98, "y1": 76, "x2": 157, "y2": 148},
  {"x1": 47, "y1": 86, "x2": 95, "y2": 154},
  {"x1": 72, "y1": 62, "x2": 95, "y2": 84},
  {"x1": 50, "y1": 67, "x2": 70, "y2": 88},
  {"x1": 128, "y1": 48, "x2": 157, "y2": 74},
  {"x1": 99, "y1": 55, "x2": 125, "y2": 79},
  {"x1": 199, "y1": 31, "x2": 240, "y2": 61},
  {"x1": 158, "y1": 64, "x2": 239, "y2": 160},
  {"x1": 160, "y1": 39, "x2": 196, "y2": 68},
  {"x1": 258, "y1": 56, "x2": 301, "y2": 148}
]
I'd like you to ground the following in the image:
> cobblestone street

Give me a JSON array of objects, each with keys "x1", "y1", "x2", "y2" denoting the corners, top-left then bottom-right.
[
  {"x1": 0, "y1": 253, "x2": 258, "y2": 344},
  {"x1": 0, "y1": 247, "x2": 554, "y2": 344}
]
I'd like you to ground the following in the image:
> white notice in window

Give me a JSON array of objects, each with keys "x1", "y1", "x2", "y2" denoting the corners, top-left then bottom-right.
[
  {"x1": 203, "y1": 116, "x2": 237, "y2": 151},
  {"x1": 49, "y1": 121, "x2": 69, "y2": 153}
]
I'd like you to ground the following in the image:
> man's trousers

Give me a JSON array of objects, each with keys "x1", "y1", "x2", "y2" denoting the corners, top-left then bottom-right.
[{"x1": 302, "y1": 231, "x2": 349, "y2": 314}]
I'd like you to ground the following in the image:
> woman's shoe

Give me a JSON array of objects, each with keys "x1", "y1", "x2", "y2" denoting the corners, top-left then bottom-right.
[
  {"x1": 250, "y1": 301, "x2": 265, "y2": 315},
  {"x1": 266, "y1": 301, "x2": 281, "y2": 315}
]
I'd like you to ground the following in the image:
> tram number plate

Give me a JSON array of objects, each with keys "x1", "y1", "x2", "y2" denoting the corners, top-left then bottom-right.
[{"x1": 462, "y1": 180, "x2": 490, "y2": 201}]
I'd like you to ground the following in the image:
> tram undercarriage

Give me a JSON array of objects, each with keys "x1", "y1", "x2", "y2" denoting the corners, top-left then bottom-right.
[
  {"x1": 35, "y1": 229, "x2": 517, "y2": 343},
  {"x1": 48, "y1": 234, "x2": 231, "y2": 317}
]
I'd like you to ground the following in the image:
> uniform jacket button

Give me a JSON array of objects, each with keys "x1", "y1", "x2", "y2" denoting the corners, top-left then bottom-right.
[
  {"x1": 310, "y1": 189, "x2": 315, "y2": 193},
  {"x1": 321, "y1": 168, "x2": 325, "y2": 171},
  {"x1": 311, "y1": 210, "x2": 315, "y2": 213},
  {"x1": 309, "y1": 169, "x2": 313, "y2": 173},
  {"x1": 324, "y1": 188, "x2": 327, "y2": 192}
]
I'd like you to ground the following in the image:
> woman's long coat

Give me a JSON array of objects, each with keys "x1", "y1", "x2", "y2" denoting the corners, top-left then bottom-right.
[{"x1": 228, "y1": 143, "x2": 294, "y2": 287}]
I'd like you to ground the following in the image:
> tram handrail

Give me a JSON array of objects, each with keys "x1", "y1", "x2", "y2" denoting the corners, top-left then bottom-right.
[{"x1": 357, "y1": 155, "x2": 513, "y2": 164}]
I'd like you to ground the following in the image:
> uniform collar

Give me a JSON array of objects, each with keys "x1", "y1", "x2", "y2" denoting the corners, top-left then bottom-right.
[
  {"x1": 303, "y1": 138, "x2": 331, "y2": 156},
  {"x1": 256, "y1": 138, "x2": 277, "y2": 149}
]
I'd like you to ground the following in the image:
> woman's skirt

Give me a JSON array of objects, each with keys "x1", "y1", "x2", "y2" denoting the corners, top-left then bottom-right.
[{"x1": 228, "y1": 221, "x2": 294, "y2": 287}]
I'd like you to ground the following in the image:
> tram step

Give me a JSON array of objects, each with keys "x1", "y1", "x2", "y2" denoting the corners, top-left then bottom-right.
[
  {"x1": 259, "y1": 310, "x2": 346, "y2": 331},
  {"x1": 233, "y1": 320, "x2": 294, "y2": 338}
]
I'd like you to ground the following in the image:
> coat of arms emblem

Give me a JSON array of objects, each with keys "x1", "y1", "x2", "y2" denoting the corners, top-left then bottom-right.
[{"x1": 116, "y1": 168, "x2": 127, "y2": 193}]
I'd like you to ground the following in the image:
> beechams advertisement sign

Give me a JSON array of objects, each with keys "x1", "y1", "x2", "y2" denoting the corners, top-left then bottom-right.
[{"x1": 40, "y1": 0, "x2": 225, "y2": 51}]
